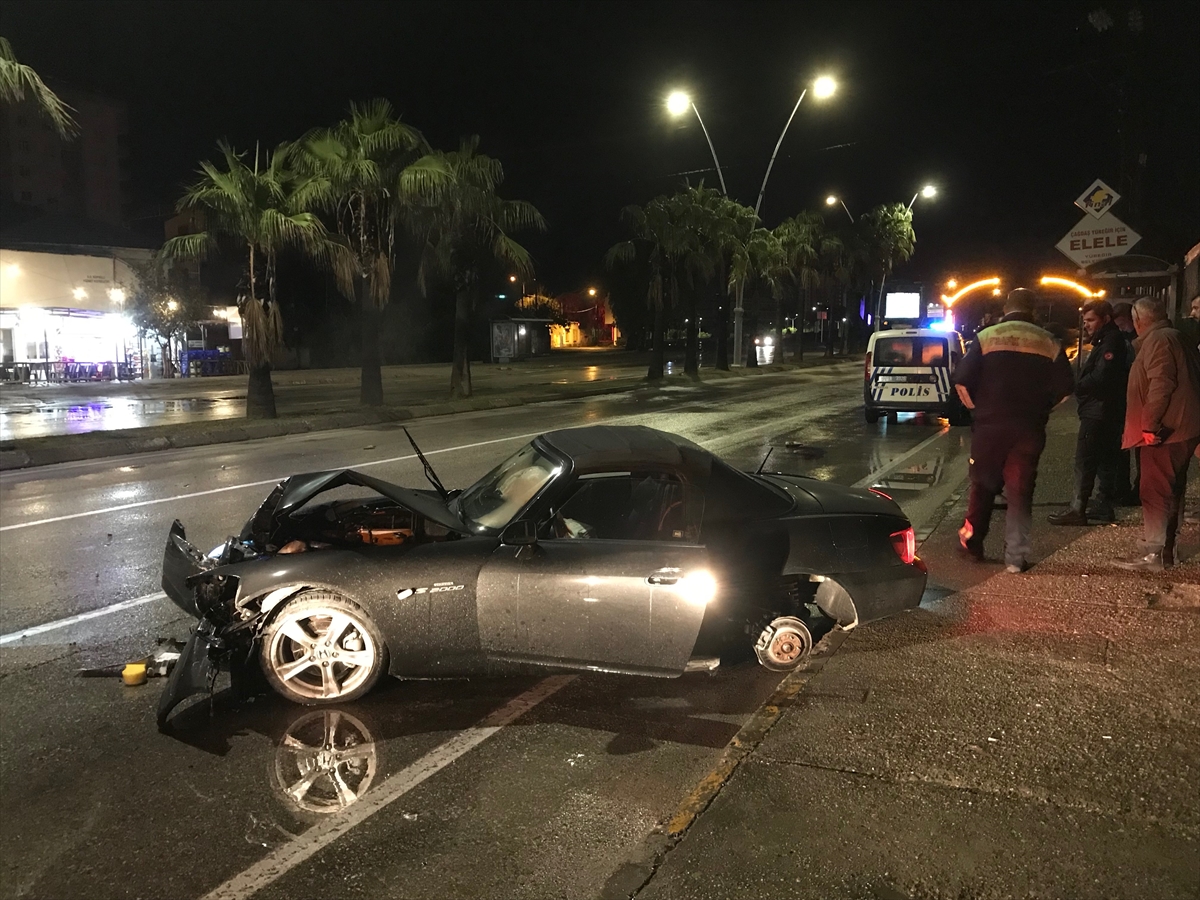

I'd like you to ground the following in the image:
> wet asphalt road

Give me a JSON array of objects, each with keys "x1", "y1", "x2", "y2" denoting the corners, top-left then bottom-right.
[{"x1": 0, "y1": 368, "x2": 970, "y2": 900}]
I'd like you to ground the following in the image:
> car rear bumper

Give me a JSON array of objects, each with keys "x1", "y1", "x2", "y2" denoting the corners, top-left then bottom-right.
[{"x1": 832, "y1": 563, "x2": 927, "y2": 624}]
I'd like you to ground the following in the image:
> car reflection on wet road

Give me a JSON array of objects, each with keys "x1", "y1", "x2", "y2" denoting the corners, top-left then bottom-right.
[{"x1": 0, "y1": 368, "x2": 971, "y2": 900}]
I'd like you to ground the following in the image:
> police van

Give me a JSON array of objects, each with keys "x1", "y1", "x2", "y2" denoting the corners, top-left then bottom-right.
[{"x1": 864, "y1": 327, "x2": 969, "y2": 425}]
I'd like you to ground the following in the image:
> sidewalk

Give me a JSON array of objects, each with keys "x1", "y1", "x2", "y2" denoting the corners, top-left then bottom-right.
[
  {"x1": 0, "y1": 352, "x2": 862, "y2": 470},
  {"x1": 624, "y1": 406, "x2": 1200, "y2": 900}
]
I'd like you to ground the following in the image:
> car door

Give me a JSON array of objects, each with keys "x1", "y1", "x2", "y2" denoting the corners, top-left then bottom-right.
[{"x1": 475, "y1": 471, "x2": 711, "y2": 675}]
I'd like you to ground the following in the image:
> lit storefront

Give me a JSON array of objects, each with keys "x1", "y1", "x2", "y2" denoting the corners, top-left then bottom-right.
[{"x1": 0, "y1": 247, "x2": 148, "y2": 380}]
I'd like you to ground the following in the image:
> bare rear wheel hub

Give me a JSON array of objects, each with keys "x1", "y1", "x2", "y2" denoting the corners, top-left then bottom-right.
[{"x1": 754, "y1": 616, "x2": 813, "y2": 672}]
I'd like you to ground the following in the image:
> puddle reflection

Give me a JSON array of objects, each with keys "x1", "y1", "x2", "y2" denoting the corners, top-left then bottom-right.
[
  {"x1": 870, "y1": 445, "x2": 949, "y2": 493},
  {"x1": 271, "y1": 709, "x2": 378, "y2": 817},
  {"x1": 0, "y1": 397, "x2": 244, "y2": 440}
]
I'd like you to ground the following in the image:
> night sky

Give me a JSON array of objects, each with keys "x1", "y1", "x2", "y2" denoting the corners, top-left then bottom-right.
[{"x1": 2, "y1": 0, "x2": 1198, "y2": 294}]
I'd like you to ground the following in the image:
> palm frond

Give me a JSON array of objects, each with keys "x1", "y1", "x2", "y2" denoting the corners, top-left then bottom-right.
[{"x1": 0, "y1": 37, "x2": 78, "y2": 137}]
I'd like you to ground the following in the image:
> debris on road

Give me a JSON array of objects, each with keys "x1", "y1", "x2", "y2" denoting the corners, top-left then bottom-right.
[{"x1": 77, "y1": 639, "x2": 185, "y2": 683}]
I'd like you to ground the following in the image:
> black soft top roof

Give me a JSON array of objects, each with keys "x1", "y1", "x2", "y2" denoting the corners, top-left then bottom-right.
[{"x1": 539, "y1": 425, "x2": 713, "y2": 481}]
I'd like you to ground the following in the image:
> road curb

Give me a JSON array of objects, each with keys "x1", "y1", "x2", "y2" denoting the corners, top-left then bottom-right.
[
  {"x1": 0, "y1": 359, "x2": 862, "y2": 472},
  {"x1": 597, "y1": 627, "x2": 850, "y2": 900},
  {"x1": 0, "y1": 380, "x2": 634, "y2": 471}
]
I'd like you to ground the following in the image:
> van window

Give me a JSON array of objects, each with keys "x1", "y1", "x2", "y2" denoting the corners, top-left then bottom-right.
[{"x1": 874, "y1": 337, "x2": 947, "y2": 367}]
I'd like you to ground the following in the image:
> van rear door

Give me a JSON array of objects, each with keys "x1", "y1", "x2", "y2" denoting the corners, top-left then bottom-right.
[{"x1": 868, "y1": 335, "x2": 952, "y2": 406}]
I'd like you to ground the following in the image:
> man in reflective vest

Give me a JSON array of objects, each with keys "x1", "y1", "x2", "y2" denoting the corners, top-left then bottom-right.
[{"x1": 952, "y1": 289, "x2": 1074, "y2": 573}]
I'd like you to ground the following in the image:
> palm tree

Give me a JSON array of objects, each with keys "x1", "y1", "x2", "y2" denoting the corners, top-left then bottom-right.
[
  {"x1": 0, "y1": 37, "x2": 76, "y2": 138},
  {"x1": 858, "y1": 203, "x2": 916, "y2": 330},
  {"x1": 606, "y1": 195, "x2": 685, "y2": 381},
  {"x1": 300, "y1": 99, "x2": 448, "y2": 406},
  {"x1": 775, "y1": 212, "x2": 844, "y2": 360},
  {"x1": 162, "y1": 141, "x2": 349, "y2": 418},
  {"x1": 413, "y1": 137, "x2": 545, "y2": 399}
]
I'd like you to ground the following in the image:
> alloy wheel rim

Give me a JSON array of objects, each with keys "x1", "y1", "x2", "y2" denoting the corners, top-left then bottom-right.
[{"x1": 268, "y1": 609, "x2": 376, "y2": 700}]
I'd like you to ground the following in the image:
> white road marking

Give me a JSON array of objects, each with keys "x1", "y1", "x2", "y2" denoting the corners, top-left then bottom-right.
[
  {"x1": 0, "y1": 590, "x2": 167, "y2": 645},
  {"x1": 851, "y1": 426, "x2": 950, "y2": 489},
  {"x1": 0, "y1": 432, "x2": 542, "y2": 533},
  {"x1": 202, "y1": 674, "x2": 575, "y2": 900}
]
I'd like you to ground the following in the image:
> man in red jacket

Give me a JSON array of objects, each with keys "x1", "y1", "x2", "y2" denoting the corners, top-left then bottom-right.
[
  {"x1": 952, "y1": 289, "x2": 1075, "y2": 573},
  {"x1": 1115, "y1": 297, "x2": 1200, "y2": 571}
]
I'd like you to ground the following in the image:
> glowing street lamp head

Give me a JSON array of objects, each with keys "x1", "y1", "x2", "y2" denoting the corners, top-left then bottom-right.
[
  {"x1": 666, "y1": 91, "x2": 691, "y2": 117},
  {"x1": 825, "y1": 195, "x2": 838, "y2": 206},
  {"x1": 941, "y1": 277, "x2": 1000, "y2": 306},
  {"x1": 946, "y1": 279, "x2": 958, "y2": 290},
  {"x1": 166, "y1": 298, "x2": 179, "y2": 312},
  {"x1": 921, "y1": 185, "x2": 937, "y2": 199},
  {"x1": 812, "y1": 76, "x2": 837, "y2": 100},
  {"x1": 1039, "y1": 276, "x2": 1100, "y2": 298},
  {"x1": 508, "y1": 275, "x2": 517, "y2": 283},
  {"x1": 587, "y1": 287, "x2": 597, "y2": 297}
]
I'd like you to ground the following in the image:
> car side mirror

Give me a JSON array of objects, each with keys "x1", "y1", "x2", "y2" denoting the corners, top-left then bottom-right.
[{"x1": 500, "y1": 519, "x2": 538, "y2": 546}]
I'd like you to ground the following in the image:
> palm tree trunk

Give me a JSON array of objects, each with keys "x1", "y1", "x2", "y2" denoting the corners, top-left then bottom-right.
[
  {"x1": 242, "y1": 242, "x2": 279, "y2": 418},
  {"x1": 360, "y1": 301, "x2": 383, "y2": 405},
  {"x1": 450, "y1": 287, "x2": 472, "y2": 399},
  {"x1": 797, "y1": 289, "x2": 805, "y2": 365},
  {"x1": 715, "y1": 286, "x2": 729, "y2": 371},
  {"x1": 775, "y1": 295, "x2": 785, "y2": 364},
  {"x1": 684, "y1": 291, "x2": 699, "y2": 377},
  {"x1": 648, "y1": 299, "x2": 665, "y2": 380},
  {"x1": 246, "y1": 361, "x2": 278, "y2": 418}
]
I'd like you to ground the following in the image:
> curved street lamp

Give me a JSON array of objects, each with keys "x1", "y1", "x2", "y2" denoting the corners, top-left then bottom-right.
[
  {"x1": 825, "y1": 194, "x2": 855, "y2": 223},
  {"x1": 666, "y1": 90, "x2": 727, "y2": 196},
  {"x1": 732, "y1": 75, "x2": 837, "y2": 366},
  {"x1": 874, "y1": 184, "x2": 938, "y2": 332}
]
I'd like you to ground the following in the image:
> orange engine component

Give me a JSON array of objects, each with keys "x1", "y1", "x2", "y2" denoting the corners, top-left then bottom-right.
[{"x1": 356, "y1": 527, "x2": 413, "y2": 546}]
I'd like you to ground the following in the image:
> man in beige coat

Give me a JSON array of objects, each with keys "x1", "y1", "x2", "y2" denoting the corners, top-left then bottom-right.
[{"x1": 1115, "y1": 297, "x2": 1200, "y2": 571}]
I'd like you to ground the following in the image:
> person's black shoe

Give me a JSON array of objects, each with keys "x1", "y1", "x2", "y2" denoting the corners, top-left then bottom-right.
[
  {"x1": 1048, "y1": 508, "x2": 1088, "y2": 526},
  {"x1": 1087, "y1": 501, "x2": 1115, "y2": 523}
]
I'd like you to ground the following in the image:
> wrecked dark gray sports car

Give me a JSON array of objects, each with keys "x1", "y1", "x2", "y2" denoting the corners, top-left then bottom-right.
[{"x1": 159, "y1": 425, "x2": 926, "y2": 724}]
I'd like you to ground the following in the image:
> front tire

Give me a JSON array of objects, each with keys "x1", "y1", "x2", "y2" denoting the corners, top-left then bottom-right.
[{"x1": 261, "y1": 591, "x2": 388, "y2": 705}]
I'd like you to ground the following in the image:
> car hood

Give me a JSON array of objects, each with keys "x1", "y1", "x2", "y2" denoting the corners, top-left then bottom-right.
[{"x1": 255, "y1": 469, "x2": 466, "y2": 534}]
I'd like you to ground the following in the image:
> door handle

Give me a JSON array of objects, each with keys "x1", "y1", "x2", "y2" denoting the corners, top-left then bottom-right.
[{"x1": 647, "y1": 568, "x2": 682, "y2": 585}]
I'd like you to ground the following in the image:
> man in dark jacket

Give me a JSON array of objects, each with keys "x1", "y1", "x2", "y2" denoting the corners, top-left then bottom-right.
[
  {"x1": 953, "y1": 289, "x2": 1075, "y2": 573},
  {"x1": 1048, "y1": 300, "x2": 1129, "y2": 525}
]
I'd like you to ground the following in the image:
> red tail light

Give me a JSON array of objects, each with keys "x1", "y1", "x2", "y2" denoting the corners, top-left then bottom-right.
[
  {"x1": 890, "y1": 526, "x2": 917, "y2": 565},
  {"x1": 864, "y1": 351, "x2": 873, "y2": 379}
]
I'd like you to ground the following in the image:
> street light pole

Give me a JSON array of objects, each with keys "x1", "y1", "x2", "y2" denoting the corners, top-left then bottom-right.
[
  {"x1": 667, "y1": 92, "x2": 727, "y2": 196},
  {"x1": 826, "y1": 195, "x2": 855, "y2": 223},
  {"x1": 731, "y1": 75, "x2": 837, "y2": 367},
  {"x1": 691, "y1": 104, "x2": 728, "y2": 197},
  {"x1": 874, "y1": 185, "x2": 937, "y2": 333}
]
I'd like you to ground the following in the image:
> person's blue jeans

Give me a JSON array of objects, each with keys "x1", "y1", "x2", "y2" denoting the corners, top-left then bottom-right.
[{"x1": 965, "y1": 424, "x2": 1047, "y2": 567}]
